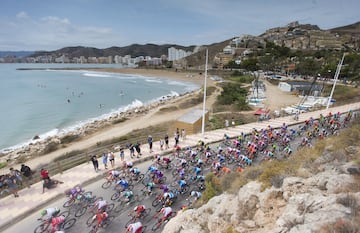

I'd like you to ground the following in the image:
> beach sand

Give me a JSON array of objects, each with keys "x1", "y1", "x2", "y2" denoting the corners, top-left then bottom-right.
[{"x1": 0, "y1": 68, "x2": 217, "y2": 171}]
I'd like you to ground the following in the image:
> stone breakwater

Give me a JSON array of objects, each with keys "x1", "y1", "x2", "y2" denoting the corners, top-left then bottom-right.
[{"x1": 0, "y1": 89, "x2": 199, "y2": 165}]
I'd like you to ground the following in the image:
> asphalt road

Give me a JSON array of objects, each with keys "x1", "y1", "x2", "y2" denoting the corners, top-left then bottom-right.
[{"x1": 4, "y1": 114, "x2": 353, "y2": 233}]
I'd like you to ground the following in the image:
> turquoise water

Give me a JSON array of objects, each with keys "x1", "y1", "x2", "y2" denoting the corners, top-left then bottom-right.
[{"x1": 0, "y1": 64, "x2": 199, "y2": 152}]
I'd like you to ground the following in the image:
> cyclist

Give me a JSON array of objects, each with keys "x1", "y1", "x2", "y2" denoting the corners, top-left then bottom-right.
[
  {"x1": 159, "y1": 184, "x2": 169, "y2": 193},
  {"x1": 189, "y1": 190, "x2": 202, "y2": 202},
  {"x1": 88, "y1": 211, "x2": 108, "y2": 229},
  {"x1": 155, "y1": 206, "x2": 173, "y2": 224},
  {"x1": 163, "y1": 191, "x2": 175, "y2": 206},
  {"x1": 40, "y1": 207, "x2": 60, "y2": 222},
  {"x1": 144, "y1": 181, "x2": 156, "y2": 195},
  {"x1": 193, "y1": 166, "x2": 202, "y2": 177},
  {"x1": 133, "y1": 205, "x2": 146, "y2": 218},
  {"x1": 129, "y1": 167, "x2": 141, "y2": 180},
  {"x1": 50, "y1": 215, "x2": 65, "y2": 232},
  {"x1": 126, "y1": 221, "x2": 143, "y2": 233},
  {"x1": 92, "y1": 199, "x2": 108, "y2": 213},
  {"x1": 64, "y1": 185, "x2": 84, "y2": 200},
  {"x1": 123, "y1": 190, "x2": 134, "y2": 203},
  {"x1": 153, "y1": 170, "x2": 164, "y2": 184},
  {"x1": 107, "y1": 170, "x2": 121, "y2": 182},
  {"x1": 116, "y1": 179, "x2": 130, "y2": 192},
  {"x1": 178, "y1": 179, "x2": 187, "y2": 193}
]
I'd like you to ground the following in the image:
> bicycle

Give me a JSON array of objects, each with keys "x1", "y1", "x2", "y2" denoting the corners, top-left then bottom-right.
[
  {"x1": 125, "y1": 208, "x2": 152, "y2": 227},
  {"x1": 87, "y1": 215, "x2": 115, "y2": 233},
  {"x1": 34, "y1": 211, "x2": 74, "y2": 233},
  {"x1": 151, "y1": 211, "x2": 176, "y2": 231},
  {"x1": 73, "y1": 196, "x2": 105, "y2": 218},
  {"x1": 114, "y1": 194, "x2": 141, "y2": 213}
]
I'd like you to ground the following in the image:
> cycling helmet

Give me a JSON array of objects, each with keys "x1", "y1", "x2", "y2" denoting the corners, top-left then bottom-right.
[
  {"x1": 134, "y1": 206, "x2": 138, "y2": 211},
  {"x1": 191, "y1": 191, "x2": 196, "y2": 197},
  {"x1": 127, "y1": 225, "x2": 133, "y2": 231},
  {"x1": 76, "y1": 195, "x2": 82, "y2": 200},
  {"x1": 41, "y1": 209, "x2": 47, "y2": 216}
]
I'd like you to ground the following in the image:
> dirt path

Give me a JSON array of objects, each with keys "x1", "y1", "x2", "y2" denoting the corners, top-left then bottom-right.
[{"x1": 261, "y1": 77, "x2": 301, "y2": 111}]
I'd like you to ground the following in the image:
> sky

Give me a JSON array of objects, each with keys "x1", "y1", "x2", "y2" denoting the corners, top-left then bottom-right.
[{"x1": 0, "y1": 0, "x2": 359, "y2": 51}]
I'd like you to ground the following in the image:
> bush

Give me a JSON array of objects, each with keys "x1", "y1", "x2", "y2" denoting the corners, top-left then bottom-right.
[
  {"x1": 201, "y1": 173, "x2": 222, "y2": 203},
  {"x1": 112, "y1": 117, "x2": 128, "y2": 124},
  {"x1": 0, "y1": 162, "x2": 7, "y2": 169},
  {"x1": 60, "y1": 134, "x2": 80, "y2": 144}
]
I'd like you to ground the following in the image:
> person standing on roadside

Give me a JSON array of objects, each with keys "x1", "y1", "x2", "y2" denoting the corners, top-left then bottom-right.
[
  {"x1": 102, "y1": 153, "x2": 108, "y2": 170},
  {"x1": 148, "y1": 135, "x2": 153, "y2": 153},
  {"x1": 108, "y1": 151, "x2": 115, "y2": 168},
  {"x1": 20, "y1": 164, "x2": 33, "y2": 188},
  {"x1": 134, "y1": 142, "x2": 141, "y2": 157},
  {"x1": 40, "y1": 168, "x2": 50, "y2": 181},
  {"x1": 4, "y1": 174, "x2": 19, "y2": 197},
  {"x1": 90, "y1": 155, "x2": 99, "y2": 172},
  {"x1": 119, "y1": 146, "x2": 125, "y2": 161},
  {"x1": 164, "y1": 134, "x2": 169, "y2": 149}
]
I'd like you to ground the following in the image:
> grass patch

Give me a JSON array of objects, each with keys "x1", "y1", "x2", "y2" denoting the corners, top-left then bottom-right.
[
  {"x1": 227, "y1": 74, "x2": 255, "y2": 84},
  {"x1": 55, "y1": 150, "x2": 84, "y2": 162},
  {"x1": 0, "y1": 162, "x2": 7, "y2": 169},
  {"x1": 112, "y1": 117, "x2": 128, "y2": 124},
  {"x1": 223, "y1": 226, "x2": 240, "y2": 233},
  {"x1": 158, "y1": 106, "x2": 179, "y2": 112},
  {"x1": 199, "y1": 173, "x2": 222, "y2": 204},
  {"x1": 60, "y1": 134, "x2": 81, "y2": 144}
]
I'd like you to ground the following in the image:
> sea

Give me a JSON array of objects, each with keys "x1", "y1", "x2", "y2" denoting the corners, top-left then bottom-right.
[{"x1": 0, "y1": 63, "x2": 200, "y2": 153}]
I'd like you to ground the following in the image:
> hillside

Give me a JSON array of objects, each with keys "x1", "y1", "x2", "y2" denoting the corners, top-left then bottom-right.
[
  {"x1": 330, "y1": 21, "x2": 360, "y2": 36},
  {"x1": 30, "y1": 43, "x2": 196, "y2": 59},
  {"x1": 164, "y1": 121, "x2": 360, "y2": 233}
]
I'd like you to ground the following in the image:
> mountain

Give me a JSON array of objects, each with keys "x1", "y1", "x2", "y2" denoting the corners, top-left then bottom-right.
[
  {"x1": 0, "y1": 51, "x2": 34, "y2": 58},
  {"x1": 30, "y1": 44, "x2": 196, "y2": 59},
  {"x1": 329, "y1": 21, "x2": 360, "y2": 37}
]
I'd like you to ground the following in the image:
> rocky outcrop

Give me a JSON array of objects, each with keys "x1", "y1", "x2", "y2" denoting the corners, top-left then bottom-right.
[{"x1": 164, "y1": 162, "x2": 360, "y2": 233}]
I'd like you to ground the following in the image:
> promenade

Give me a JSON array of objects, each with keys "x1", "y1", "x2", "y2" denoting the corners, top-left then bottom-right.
[{"x1": 0, "y1": 102, "x2": 359, "y2": 231}]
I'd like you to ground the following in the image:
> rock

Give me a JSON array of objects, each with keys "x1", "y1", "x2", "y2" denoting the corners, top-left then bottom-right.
[{"x1": 33, "y1": 135, "x2": 40, "y2": 140}]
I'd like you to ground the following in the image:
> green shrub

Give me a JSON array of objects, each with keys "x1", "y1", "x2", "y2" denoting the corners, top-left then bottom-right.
[
  {"x1": 201, "y1": 173, "x2": 222, "y2": 203},
  {"x1": 0, "y1": 162, "x2": 7, "y2": 169},
  {"x1": 112, "y1": 117, "x2": 128, "y2": 124}
]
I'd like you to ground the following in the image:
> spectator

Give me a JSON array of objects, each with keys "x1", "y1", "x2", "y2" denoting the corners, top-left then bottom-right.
[
  {"x1": 108, "y1": 151, "x2": 115, "y2": 168},
  {"x1": 174, "y1": 133, "x2": 179, "y2": 147},
  {"x1": 181, "y1": 129, "x2": 186, "y2": 141},
  {"x1": 9, "y1": 167, "x2": 22, "y2": 185},
  {"x1": 160, "y1": 139, "x2": 164, "y2": 150},
  {"x1": 90, "y1": 155, "x2": 99, "y2": 172},
  {"x1": 128, "y1": 143, "x2": 135, "y2": 158},
  {"x1": 148, "y1": 135, "x2": 153, "y2": 153},
  {"x1": 40, "y1": 168, "x2": 50, "y2": 181},
  {"x1": 225, "y1": 119, "x2": 229, "y2": 129},
  {"x1": 134, "y1": 142, "x2": 141, "y2": 157},
  {"x1": 20, "y1": 164, "x2": 33, "y2": 188},
  {"x1": 4, "y1": 174, "x2": 19, "y2": 197},
  {"x1": 164, "y1": 134, "x2": 169, "y2": 149},
  {"x1": 102, "y1": 153, "x2": 108, "y2": 170},
  {"x1": 119, "y1": 147, "x2": 125, "y2": 161}
]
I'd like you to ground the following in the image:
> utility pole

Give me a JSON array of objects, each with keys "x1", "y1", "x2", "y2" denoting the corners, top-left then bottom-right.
[
  {"x1": 326, "y1": 53, "x2": 345, "y2": 109},
  {"x1": 201, "y1": 49, "x2": 208, "y2": 137}
]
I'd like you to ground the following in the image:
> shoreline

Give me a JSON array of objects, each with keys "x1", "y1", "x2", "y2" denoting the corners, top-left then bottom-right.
[{"x1": 0, "y1": 68, "x2": 210, "y2": 165}]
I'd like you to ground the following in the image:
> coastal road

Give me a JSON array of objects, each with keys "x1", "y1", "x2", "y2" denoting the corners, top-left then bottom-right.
[{"x1": 3, "y1": 114, "x2": 354, "y2": 233}]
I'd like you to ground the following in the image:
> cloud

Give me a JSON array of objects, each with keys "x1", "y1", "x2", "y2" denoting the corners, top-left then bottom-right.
[
  {"x1": 0, "y1": 12, "x2": 122, "y2": 50},
  {"x1": 16, "y1": 11, "x2": 29, "y2": 19}
]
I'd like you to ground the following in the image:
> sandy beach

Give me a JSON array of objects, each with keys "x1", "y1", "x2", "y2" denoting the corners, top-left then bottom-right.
[{"x1": 0, "y1": 68, "x2": 217, "y2": 171}]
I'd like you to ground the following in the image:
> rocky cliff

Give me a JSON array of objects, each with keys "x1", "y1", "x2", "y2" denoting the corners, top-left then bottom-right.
[{"x1": 164, "y1": 144, "x2": 360, "y2": 233}]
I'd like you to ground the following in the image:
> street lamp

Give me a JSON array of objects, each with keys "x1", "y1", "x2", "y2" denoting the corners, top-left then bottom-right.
[{"x1": 201, "y1": 49, "x2": 208, "y2": 137}]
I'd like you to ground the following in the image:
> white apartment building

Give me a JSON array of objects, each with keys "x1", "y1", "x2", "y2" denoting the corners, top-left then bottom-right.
[{"x1": 168, "y1": 47, "x2": 192, "y2": 61}]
